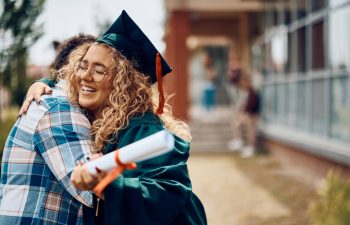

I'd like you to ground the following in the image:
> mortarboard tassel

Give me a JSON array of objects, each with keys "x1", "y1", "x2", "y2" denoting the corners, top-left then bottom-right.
[{"x1": 156, "y1": 53, "x2": 164, "y2": 114}]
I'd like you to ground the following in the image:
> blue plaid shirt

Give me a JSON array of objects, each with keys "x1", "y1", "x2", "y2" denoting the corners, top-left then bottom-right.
[{"x1": 0, "y1": 81, "x2": 94, "y2": 225}]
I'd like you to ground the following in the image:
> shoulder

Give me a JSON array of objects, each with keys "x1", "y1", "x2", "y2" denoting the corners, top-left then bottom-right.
[
  {"x1": 114, "y1": 112, "x2": 189, "y2": 153},
  {"x1": 40, "y1": 94, "x2": 84, "y2": 115},
  {"x1": 121, "y1": 112, "x2": 162, "y2": 138},
  {"x1": 104, "y1": 112, "x2": 162, "y2": 152},
  {"x1": 36, "y1": 95, "x2": 90, "y2": 130},
  {"x1": 127, "y1": 111, "x2": 162, "y2": 128}
]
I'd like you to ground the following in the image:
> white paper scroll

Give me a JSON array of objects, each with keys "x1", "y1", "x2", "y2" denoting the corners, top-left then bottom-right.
[{"x1": 86, "y1": 130, "x2": 175, "y2": 176}]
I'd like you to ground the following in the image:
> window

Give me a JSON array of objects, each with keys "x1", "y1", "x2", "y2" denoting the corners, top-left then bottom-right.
[
  {"x1": 311, "y1": 79, "x2": 327, "y2": 135},
  {"x1": 251, "y1": 44, "x2": 264, "y2": 77},
  {"x1": 284, "y1": 0, "x2": 294, "y2": 24},
  {"x1": 312, "y1": 0, "x2": 326, "y2": 11},
  {"x1": 286, "y1": 32, "x2": 297, "y2": 73},
  {"x1": 260, "y1": 0, "x2": 350, "y2": 146},
  {"x1": 330, "y1": 0, "x2": 349, "y2": 7},
  {"x1": 276, "y1": 83, "x2": 287, "y2": 123},
  {"x1": 312, "y1": 21, "x2": 325, "y2": 70},
  {"x1": 265, "y1": 2, "x2": 279, "y2": 29},
  {"x1": 286, "y1": 82, "x2": 298, "y2": 126},
  {"x1": 262, "y1": 85, "x2": 276, "y2": 123},
  {"x1": 329, "y1": 6, "x2": 350, "y2": 71},
  {"x1": 297, "y1": 0, "x2": 308, "y2": 19},
  {"x1": 330, "y1": 77, "x2": 350, "y2": 141},
  {"x1": 297, "y1": 27, "x2": 307, "y2": 72},
  {"x1": 265, "y1": 42, "x2": 274, "y2": 75},
  {"x1": 272, "y1": 34, "x2": 288, "y2": 73},
  {"x1": 296, "y1": 81, "x2": 308, "y2": 130}
]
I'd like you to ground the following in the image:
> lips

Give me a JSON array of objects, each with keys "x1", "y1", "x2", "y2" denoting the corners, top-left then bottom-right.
[{"x1": 81, "y1": 85, "x2": 96, "y2": 93}]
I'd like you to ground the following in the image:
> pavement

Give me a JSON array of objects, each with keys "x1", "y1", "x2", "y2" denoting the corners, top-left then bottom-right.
[
  {"x1": 188, "y1": 153, "x2": 291, "y2": 225},
  {"x1": 186, "y1": 106, "x2": 316, "y2": 225}
]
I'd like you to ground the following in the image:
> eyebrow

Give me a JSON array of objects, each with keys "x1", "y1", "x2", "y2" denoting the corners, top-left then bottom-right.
[{"x1": 81, "y1": 60, "x2": 107, "y2": 69}]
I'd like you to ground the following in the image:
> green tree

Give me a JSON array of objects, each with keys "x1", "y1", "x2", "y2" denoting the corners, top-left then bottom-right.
[{"x1": 0, "y1": 0, "x2": 45, "y2": 106}]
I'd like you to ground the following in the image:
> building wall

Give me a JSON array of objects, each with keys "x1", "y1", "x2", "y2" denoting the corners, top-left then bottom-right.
[
  {"x1": 254, "y1": 0, "x2": 350, "y2": 168},
  {"x1": 164, "y1": 0, "x2": 263, "y2": 119},
  {"x1": 265, "y1": 138, "x2": 350, "y2": 184}
]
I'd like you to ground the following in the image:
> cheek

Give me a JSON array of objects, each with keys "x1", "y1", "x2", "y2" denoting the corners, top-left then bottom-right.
[
  {"x1": 98, "y1": 83, "x2": 113, "y2": 101},
  {"x1": 101, "y1": 78, "x2": 114, "y2": 96}
]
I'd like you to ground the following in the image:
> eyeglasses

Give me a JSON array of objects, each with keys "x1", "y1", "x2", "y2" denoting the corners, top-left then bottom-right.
[{"x1": 74, "y1": 61, "x2": 108, "y2": 82}]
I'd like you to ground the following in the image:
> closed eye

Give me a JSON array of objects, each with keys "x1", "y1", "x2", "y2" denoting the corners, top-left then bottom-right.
[{"x1": 94, "y1": 65, "x2": 107, "y2": 74}]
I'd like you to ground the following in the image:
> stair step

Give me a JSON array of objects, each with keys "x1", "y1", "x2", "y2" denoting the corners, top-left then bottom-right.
[
  {"x1": 190, "y1": 141, "x2": 230, "y2": 152},
  {"x1": 188, "y1": 107, "x2": 233, "y2": 152}
]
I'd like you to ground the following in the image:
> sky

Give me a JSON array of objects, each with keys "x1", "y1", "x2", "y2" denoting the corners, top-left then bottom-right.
[{"x1": 29, "y1": 0, "x2": 165, "y2": 66}]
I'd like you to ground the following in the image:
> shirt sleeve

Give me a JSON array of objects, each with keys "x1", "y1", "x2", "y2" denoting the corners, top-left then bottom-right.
[
  {"x1": 33, "y1": 102, "x2": 93, "y2": 207},
  {"x1": 103, "y1": 124, "x2": 206, "y2": 225}
]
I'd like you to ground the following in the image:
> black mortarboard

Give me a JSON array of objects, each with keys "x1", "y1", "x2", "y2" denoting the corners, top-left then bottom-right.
[
  {"x1": 96, "y1": 10, "x2": 171, "y2": 114},
  {"x1": 96, "y1": 10, "x2": 172, "y2": 84}
]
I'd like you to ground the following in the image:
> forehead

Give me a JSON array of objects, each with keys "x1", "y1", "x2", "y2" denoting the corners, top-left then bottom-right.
[{"x1": 82, "y1": 44, "x2": 112, "y2": 66}]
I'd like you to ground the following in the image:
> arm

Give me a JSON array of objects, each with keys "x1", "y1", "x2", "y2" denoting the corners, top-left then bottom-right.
[
  {"x1": 33, "y1": 102, "x2": 94, "y2": 207},
  {"x1": 19, "y1": 77, "x2": 54, "y2": 115}
]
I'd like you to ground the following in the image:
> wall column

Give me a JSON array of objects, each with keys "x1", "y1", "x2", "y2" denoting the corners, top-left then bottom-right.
[{"x1": 164, "y1": 10, "x2": 190, "y2": 121}]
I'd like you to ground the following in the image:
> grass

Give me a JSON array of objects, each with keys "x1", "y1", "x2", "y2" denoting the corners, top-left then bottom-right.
[
  {"x1": 0, "y1": 107, "x2": 19, "y2": 155},
  {"x1": 309, "y1": 171, "x2": 350, "y2": 225}
]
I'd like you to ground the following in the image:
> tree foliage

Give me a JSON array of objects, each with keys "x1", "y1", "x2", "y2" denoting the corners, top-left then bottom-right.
[{"x1": 0, "y1": 0, "x2": 45, "y2": 105}]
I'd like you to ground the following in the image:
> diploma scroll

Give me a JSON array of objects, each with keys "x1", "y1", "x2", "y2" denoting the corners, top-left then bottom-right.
[{"x1": 86, "y1": 130, "x2": 175, "y2": 176}]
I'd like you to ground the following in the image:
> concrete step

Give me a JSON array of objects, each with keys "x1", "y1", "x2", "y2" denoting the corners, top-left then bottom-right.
[
  {"x1": 188, "y1": 106, "x2": 233, "y2": 152},
  {"x1": 190, "y1": 141, "x2": 230, "y2": 153},
  {"x1": 191, "y1": 132, "x2": 232, "y2": 142},
  {"x1": 189, "y1": 123, "x2": 232, "y2": 152}
]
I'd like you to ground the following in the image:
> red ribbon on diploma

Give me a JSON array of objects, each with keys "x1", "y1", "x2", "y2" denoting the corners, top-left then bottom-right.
[{"x1": 93, "y1": 150, "x2": 137, "y2": 196}]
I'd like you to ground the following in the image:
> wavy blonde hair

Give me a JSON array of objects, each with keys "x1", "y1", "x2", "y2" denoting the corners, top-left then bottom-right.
[{"x1": 61, "y1": 42, "x2": 191, "y2": 151}]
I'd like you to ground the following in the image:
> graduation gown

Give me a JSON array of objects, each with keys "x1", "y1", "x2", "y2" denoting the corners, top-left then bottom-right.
[{"x1": 84, "y1": 111, "x2": 207, "y2": 225}]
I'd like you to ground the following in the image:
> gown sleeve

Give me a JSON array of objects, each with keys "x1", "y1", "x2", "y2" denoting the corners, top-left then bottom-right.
[
  {"x1": 103, "y1": 123, "x2": 206, "y2": 225},
  {"x1": 36, "y1": 77, "x2": 55, "y2": 88}
]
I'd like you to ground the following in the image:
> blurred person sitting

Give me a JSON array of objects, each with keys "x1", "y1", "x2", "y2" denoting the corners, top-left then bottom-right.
[{"x1": 227, "y1": 74, "x2": 260, "y2": 158}]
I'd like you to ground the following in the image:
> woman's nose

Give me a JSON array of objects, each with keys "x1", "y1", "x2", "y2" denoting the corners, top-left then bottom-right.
[{"x1": 80, "y1": 69, "x2": 93, "y2": 81}]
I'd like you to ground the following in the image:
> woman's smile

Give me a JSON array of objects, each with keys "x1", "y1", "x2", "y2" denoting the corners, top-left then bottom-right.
[{"x1": 81, "y1": 85, "x2": 97, "y2": 93}]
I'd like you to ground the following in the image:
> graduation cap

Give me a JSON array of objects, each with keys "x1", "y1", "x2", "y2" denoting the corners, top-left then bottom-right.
[{"x1": 96, "y1": 10, "x2": 172, "y2": 114}]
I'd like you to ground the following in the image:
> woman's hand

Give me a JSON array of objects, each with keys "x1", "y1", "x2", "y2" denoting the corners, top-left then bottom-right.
[
  {"x1": 19, "y1": 82, "x2": 52, "y2": 115},
  {"x1": 71, "y1": 164, "x2": 100, "y2": 191},
  {"x1": 71, "y1": 153, "x2": 105, "y2": 193}
]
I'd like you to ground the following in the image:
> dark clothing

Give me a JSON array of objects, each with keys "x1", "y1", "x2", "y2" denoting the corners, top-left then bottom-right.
[
  {"x1": 84, "y1": 112, "x2": 207, "y2": 225},
  {"x1": 228, "y1": 68, "x2": 241, "y2": 85},
  {"x1": 244, "y1": 89, "x2": 260, "y2": 115}
]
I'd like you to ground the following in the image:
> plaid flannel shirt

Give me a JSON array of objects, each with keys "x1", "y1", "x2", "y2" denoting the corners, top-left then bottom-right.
[{"x1": 0, "y1": 80, "x2": 93, "y2": 225}]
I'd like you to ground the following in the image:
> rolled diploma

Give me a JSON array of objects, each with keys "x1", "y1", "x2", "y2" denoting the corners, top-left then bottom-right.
[{"x1": 86, "y1": 130, "x2": 175, "y2": 176}]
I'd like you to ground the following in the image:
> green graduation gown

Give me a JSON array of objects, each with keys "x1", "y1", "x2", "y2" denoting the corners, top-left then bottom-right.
[{"x1": 84, "y1": 112, "x2": 207, "y2": 225}]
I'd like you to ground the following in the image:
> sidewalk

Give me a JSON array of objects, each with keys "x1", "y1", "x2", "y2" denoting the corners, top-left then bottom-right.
[
  {"x1": 188, "y1": 106, "x2": 318, "y2": 225},
  {"x1": 188, "y1": 152, "x2": 317, "y2": 225}
]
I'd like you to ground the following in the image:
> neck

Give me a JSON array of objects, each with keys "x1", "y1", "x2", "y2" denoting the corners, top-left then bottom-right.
[{"x1": 93, "y1": 109, "x2": 103, "y2": 120}]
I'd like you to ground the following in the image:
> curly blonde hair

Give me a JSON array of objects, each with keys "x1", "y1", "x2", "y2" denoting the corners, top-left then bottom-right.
[{"x1": 61, "y1": 42, "x2": 191, "y2": 151}]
